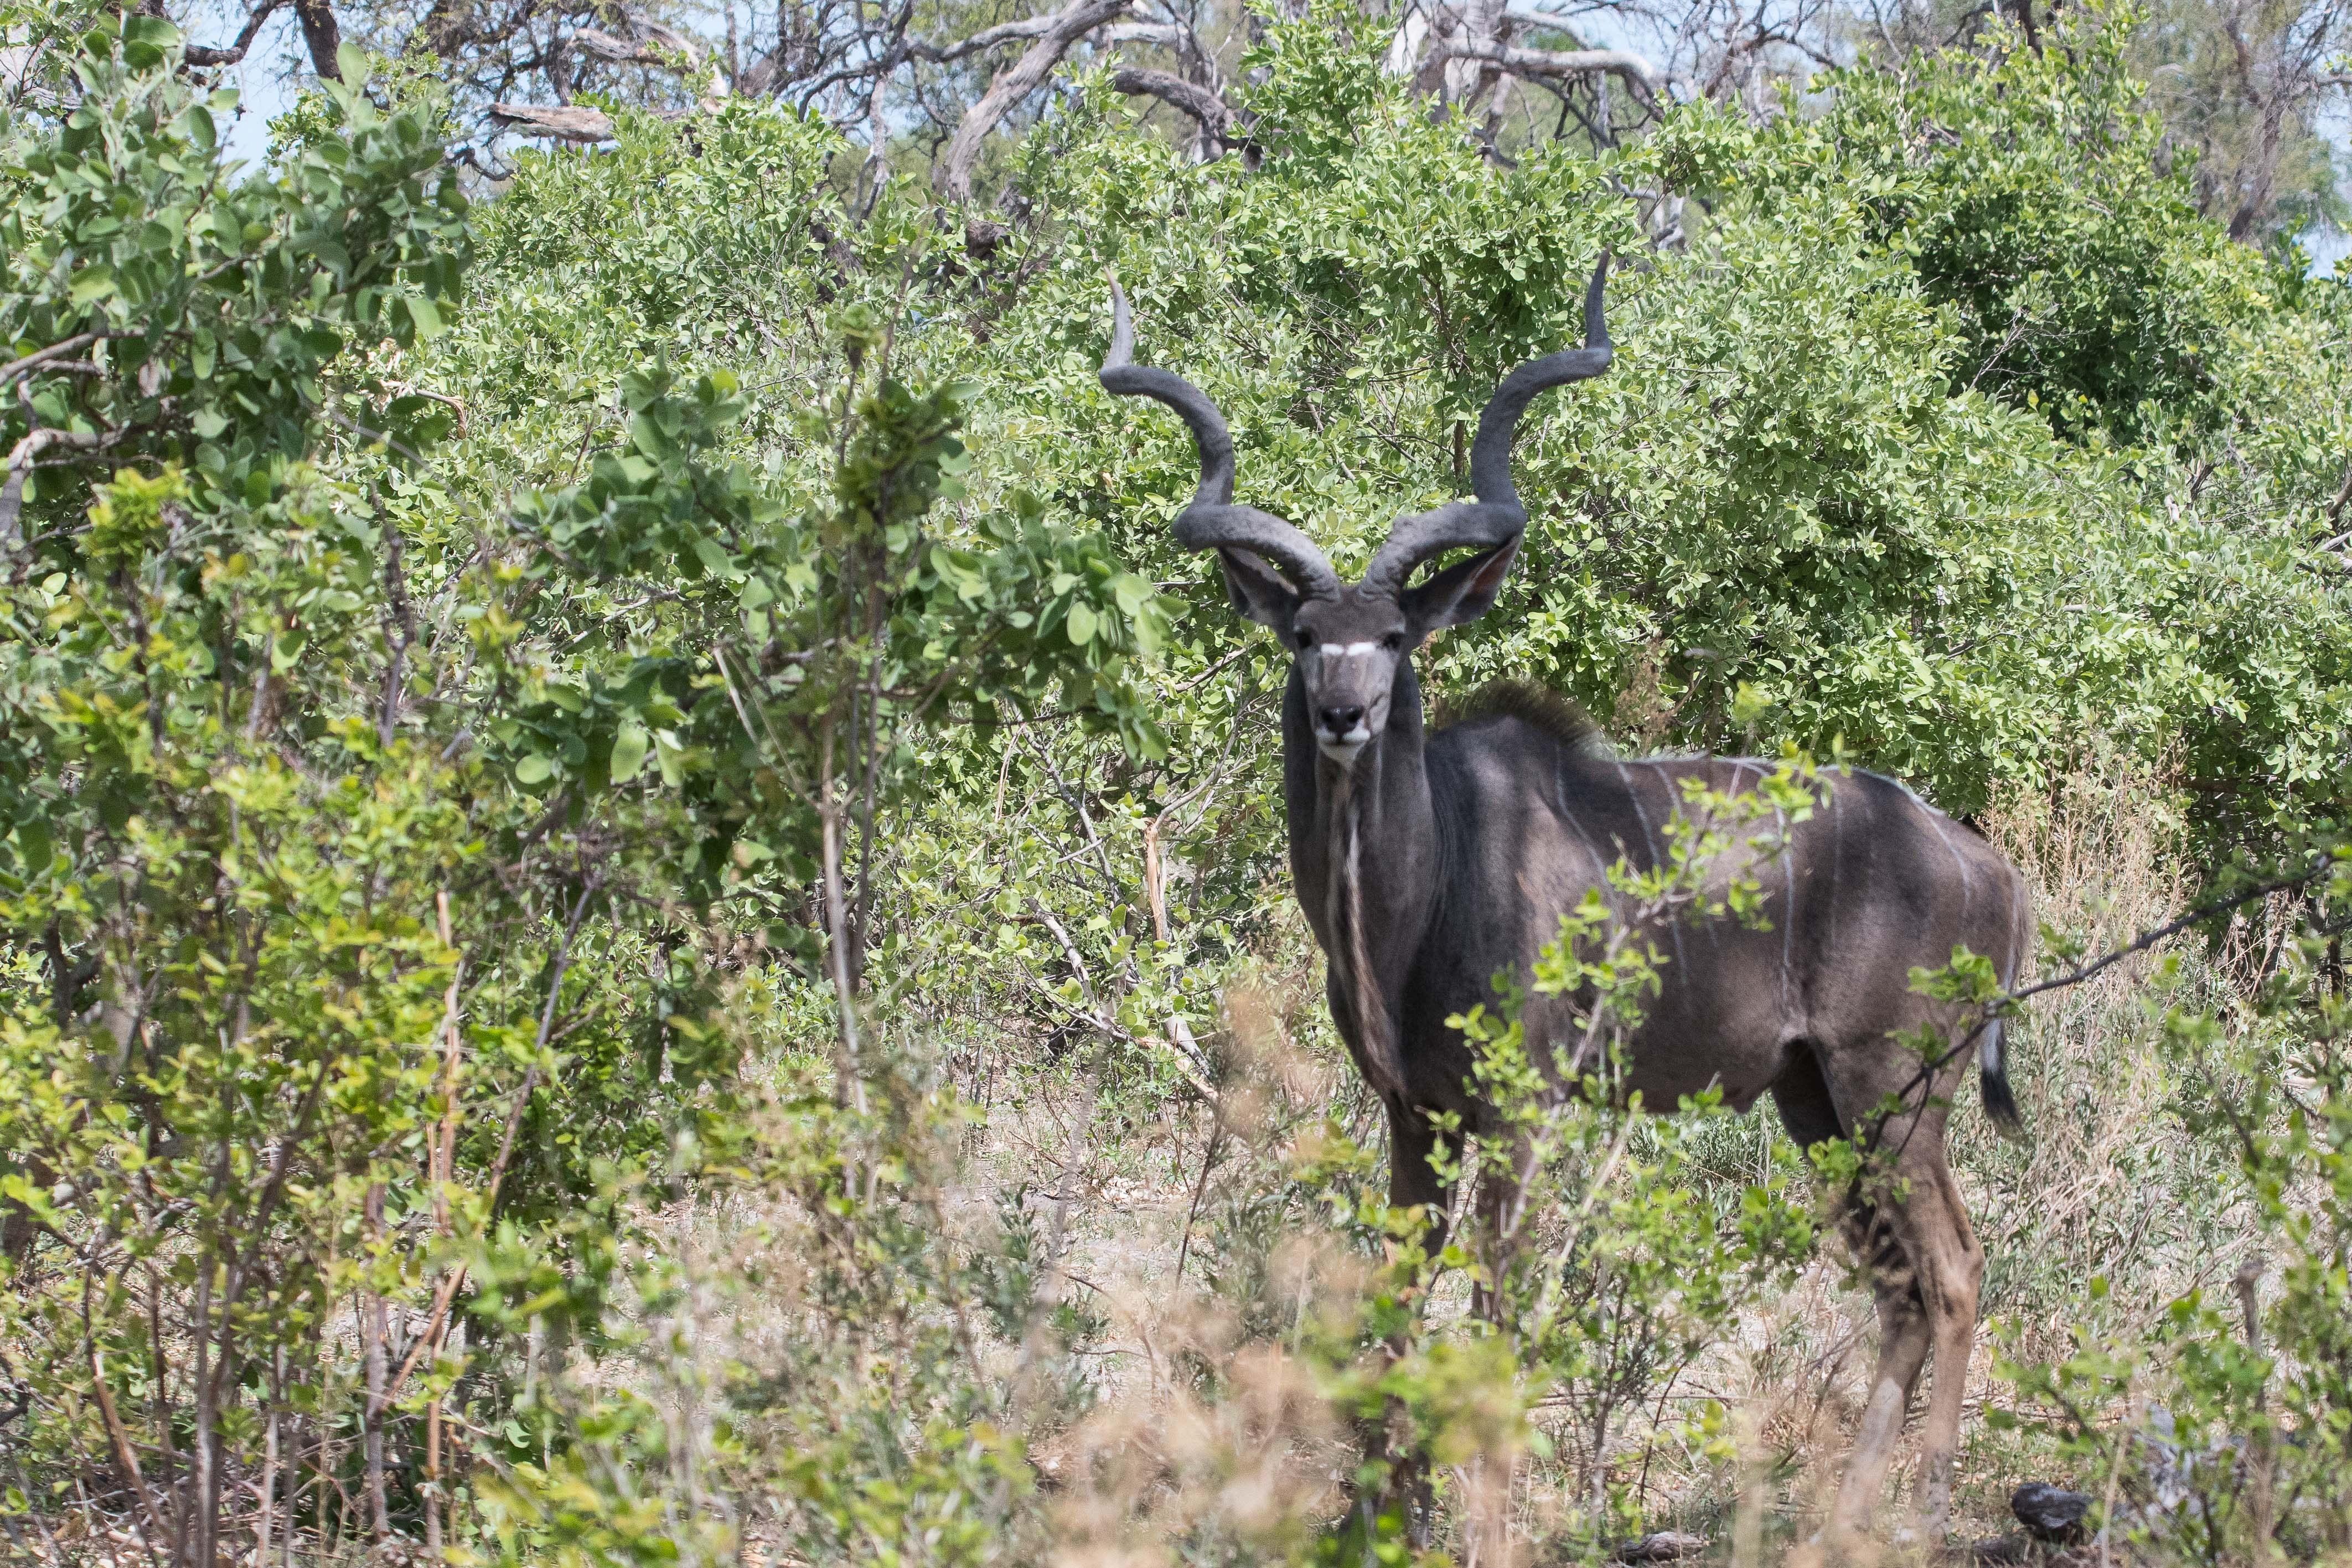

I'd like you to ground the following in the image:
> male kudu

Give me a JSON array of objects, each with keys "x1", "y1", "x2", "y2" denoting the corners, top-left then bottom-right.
[{"x1": 1100, "y1": 259, "x2": 2030, "y2": 1539}]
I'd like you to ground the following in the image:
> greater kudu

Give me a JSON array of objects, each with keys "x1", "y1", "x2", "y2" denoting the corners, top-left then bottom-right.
[{"x1": 1100, "y1": 260, "x2": 2030, "y2": 1539}]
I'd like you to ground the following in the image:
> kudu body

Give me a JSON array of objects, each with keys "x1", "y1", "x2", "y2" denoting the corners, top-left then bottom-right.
[{"x1": 1101, "y1": 260, "x2": 2030, "y2": 1539}]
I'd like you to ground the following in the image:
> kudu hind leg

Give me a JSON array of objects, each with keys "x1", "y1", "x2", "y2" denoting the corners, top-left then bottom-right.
[
  {"x1": 1770, "y1": 1051, "x2": 1934, "y2": 1541},
  {"x1": 1467, "y1": 1130, "x2": 1534, "y2": 1324},
  {"x1": 1881, "y1": 1148, "x2": 1984, "y2": 1537},
  {"x1": 1829, "y1": 1204, "x2": 1934, "y2": 1540}
]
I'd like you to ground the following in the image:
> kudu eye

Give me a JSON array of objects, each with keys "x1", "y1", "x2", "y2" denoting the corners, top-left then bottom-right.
[
  {"x1": 1382, "y1": 632, "x2": 1405, "y2": 651},
  {"x1": 1295, "y1": 628, "x2": 1314, "y2": 650}
]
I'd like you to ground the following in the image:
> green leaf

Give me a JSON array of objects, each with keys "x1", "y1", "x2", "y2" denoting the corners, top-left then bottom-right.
[
  {"x1": 690, "y1": 535, "x2": 738, "y2": 580},
  {"x1": 69, "y1": 266, "x2": 117, "y2": 308},
  {"x1": 610, "y1": 722, "x2": 649, "y2": 784},
  {"x1": 630, "y1": 411, "x2": 675, "y2": 462},
  {"x1": 120, "y1": 14, "x2": 178, "y2": 66},
  {"x1": 1066, "y1": 602, "x2": 1097, "y2": 646},
  {"x1": 515, "y1": 753, "x2": 556, "y2": 784}
]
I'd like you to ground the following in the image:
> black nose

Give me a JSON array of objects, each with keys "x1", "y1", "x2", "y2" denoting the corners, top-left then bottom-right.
[{"x1": 1318, "y1": 704, "x2": 1366, "y2": 736}]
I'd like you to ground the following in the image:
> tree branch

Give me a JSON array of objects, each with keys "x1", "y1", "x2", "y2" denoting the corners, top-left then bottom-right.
[
  {"x1": 570, "y1": 21, "x2": 702, "y2": 69},
  {"x1": 186, "y1": 0, "x2": 282, "y2": 66},
  {"x1": 1111, "y1": 65, "x2": 1240, "y2": 147},
  {"x1": 2005, "y1": 867, "x2": 2327, "y2": 1006},
  {"x1": 290, "y1": 0, "x2": 342, "y2": 80},
  {"x1": 490, "y1": 101, "x2": 618, "y2": 141},
  {"x1": 939, "y1": 0, "x2": 1133, "y2": 203},
  {"x1": 1434, "y1": 35, "x2": 1662, "y2": 95},
  {"x1": 916, "y1": 15, "x2": 1061, "y2": 62},
  {"x1": 0, "y1": 333, "x2": 110, "y2": 389},
  {"x1": 2, "y1": 424, "x2": 133, "y2": 547}
]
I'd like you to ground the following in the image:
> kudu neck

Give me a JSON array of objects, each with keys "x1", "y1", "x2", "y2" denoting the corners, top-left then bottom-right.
[
  {"x1": 1281, "y1": 658, "x2": 1439, "y2": 888},
  {"x1": 1281, "y1": 655, "x2": 1441, "y2": 1108}
]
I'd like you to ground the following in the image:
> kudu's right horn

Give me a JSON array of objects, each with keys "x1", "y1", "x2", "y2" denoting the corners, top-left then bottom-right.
[
  {"x1": 1362, "y1": 252, "x2": 1613, "y2": 594},
  {"x1": 1099, "y1": 279, "x2": 1341, "y2": 599}
]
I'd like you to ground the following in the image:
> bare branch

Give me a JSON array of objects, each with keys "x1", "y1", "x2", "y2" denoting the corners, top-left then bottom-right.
[
  {"x1": 571, "y1": 20, "x2": 702, "y2": 68},
  {"x1": 939, "y1": 0, "x2": 1133, "y2": 202},
  {"x1": 571, "y1": 27, "x2": 655, "y2": 63},
  {"x1": 2006, "y1": 868, "x2": 2329, "y2": 1007},
  {"x1": 916, "y1": 15, "x2": 1062, "y2": 62},
  {"x1": 0, "y1": 333, "x2": 109, "y2": 388},
  {"x1": 629, "y1": 18, "x2": 702, "y2": 59},
  {"x1": 1500, "y1": 6, "x2": 1599, "y2": 33},
  {"x1": 490, "y1": 101, "x2": 618, "y2": 141},
  {"x1": 186, "y1": 0, "x2": 282, "y2": 67},
  {"x1": 1103, "y1": 20, "x2": 1192, "y2": 48},
  {"x1": 1112, "y1": 65, "x2": 1239, "y2": 146},
  {"x1": 1434, "y1": 34, "x2": 1663, "y2": 94}
]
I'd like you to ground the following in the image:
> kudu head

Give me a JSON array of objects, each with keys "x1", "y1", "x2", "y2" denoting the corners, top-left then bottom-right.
[{"x1": 1100, "y1": 259, "x2": 1614, "y2": 767}]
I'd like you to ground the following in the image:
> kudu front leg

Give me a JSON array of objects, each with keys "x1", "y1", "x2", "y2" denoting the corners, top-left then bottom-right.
[
  {"x1": 1360, "y1": 1102, "x2": 1449, "y2": 1550},
  {"x1": 1387, "y1": 1100, "x2": 1450, "y2": 1248}
]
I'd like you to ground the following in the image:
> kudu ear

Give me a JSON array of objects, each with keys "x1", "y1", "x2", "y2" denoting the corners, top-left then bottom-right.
[
  {"x1": 1402, "y1": 539, "x2": 1518, "y2": 639},
  {"x1": 1217, "y1": 547, "x2": 1303, "y2": 632}
]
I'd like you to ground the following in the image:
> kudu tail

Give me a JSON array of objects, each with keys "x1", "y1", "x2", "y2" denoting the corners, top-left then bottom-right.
[
  {"x1": 1979, "y1": 1020, "x2": 2023, "y2": 1140},
  {"x1": 1980, "y1": 867, "x2": 2030, "y2": 1142}
]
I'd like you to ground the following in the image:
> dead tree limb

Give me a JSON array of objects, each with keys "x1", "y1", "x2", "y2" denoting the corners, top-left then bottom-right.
[
  {"x1": 186, "y1": 0, "x2": 282, "y2": 66},
  {"x1": 939, "y1": 0, "x2": 1133, "y2": 202},
  {"x1": 1111, "y1": 65, "x2": 1240, "y2": 148},
  {"x1": 1434, "y1": 35, "x2": 1663, "y2": 96},
  {"x1": 490, "y1": 102, "x2": 618, "y2": 141},
  {"x1": 571, "y1": 20, "x2": 702, "y2": 67}
]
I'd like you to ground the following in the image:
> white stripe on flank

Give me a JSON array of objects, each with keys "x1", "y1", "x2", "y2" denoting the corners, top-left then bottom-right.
[
  {"x1": 1615, "y1": 760, "x2": 1687, "y2": 971},
  {"x1": 1780, "y1": 832, "x2": 1797, "y2": 1018},
  {"x1": 1827, "y1": 777, "x2": 1843, "y2": 955},
  {"x1": 1899, "y1": 784, "x2": 1974, "y2": 917},
  {"x1": 1554, "y1": 757, "x2": 1609, "y2": 880}
]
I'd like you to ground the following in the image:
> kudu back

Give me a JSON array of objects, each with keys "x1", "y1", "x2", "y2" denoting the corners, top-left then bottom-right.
[{"x1": 1100, "y1": 259, "x2": 2030, "y2": 1541}]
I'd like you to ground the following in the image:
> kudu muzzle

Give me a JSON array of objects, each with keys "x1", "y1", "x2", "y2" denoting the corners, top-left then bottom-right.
[{"x1": 1098, "y1": 256, "x2": 1615, "y2": 764}]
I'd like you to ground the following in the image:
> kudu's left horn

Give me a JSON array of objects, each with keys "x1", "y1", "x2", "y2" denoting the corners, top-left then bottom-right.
[
  {"x1": 1361, "y1": 252, "x2": 1614, "y2": 594},
  {"x1": 1099, "y1": 279, "x2": 1341, "y2": 599}
]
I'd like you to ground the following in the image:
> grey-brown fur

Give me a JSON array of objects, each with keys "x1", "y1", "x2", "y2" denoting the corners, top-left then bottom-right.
[{"x1": 1100, "y1": 261, "x2": 2027, "y2": 1542}]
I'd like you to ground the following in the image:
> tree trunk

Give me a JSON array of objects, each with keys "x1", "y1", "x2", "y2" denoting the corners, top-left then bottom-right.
[
  {"x1": 817, "y1": 714, "x2": 869, "y2": 1112},
  {"x1": 189, "y1": 1251, "x2": 216, "y2": 1568},
  {"x1": 256, "y1": 1347, "x2": 283, "y2": 1568},
  {"x1": 364, "y1": 1186, "x2": 391, "y2": 1543}
]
